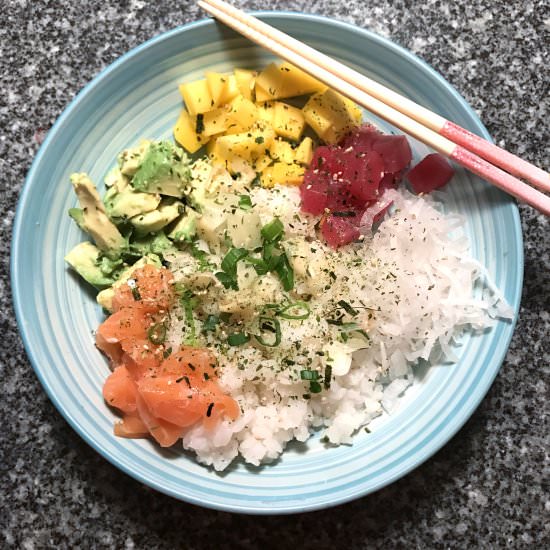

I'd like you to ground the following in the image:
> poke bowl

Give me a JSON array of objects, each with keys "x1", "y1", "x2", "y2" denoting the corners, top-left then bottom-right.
[{"x1": 11, "y1": 12, "x2": 522, "y2": 514}]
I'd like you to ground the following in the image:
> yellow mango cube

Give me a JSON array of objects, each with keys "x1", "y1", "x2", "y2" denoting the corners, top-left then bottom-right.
[
  {"x1": 202, "y1": 108, "x2": 233, "y2": 136},
  {"x1": 227, "y1": 95, "x2": 259, "y2": 130},
  {"x1": 302, "y1": 89, "x2": 360, "y2": 143},
  {"x1": 278, "y1": 62, "x2": 327, "y2": 96},
  {"x1": 253, "y1": 154, "x2": 273, "y2": 173},
  {"x1": 179, "y1": 79, "x2": 214, "y2": 116},
  {"x1": 218, "y1": 74, "x2": 240, "y2": 104},
  {"x1": 269, "y1": 139, "x2": 295, "y2": 164},
  {"x1": 216, "y1": 125, "x2": 275, "y2": 161},
  {"x1": 255, "y1": 62, "x2": 327, "y2": 102},
  {"x1": 272, "y1": 101, "x2": 306, "y2": 141},
  {"x1": 205, "y1": 72, "x2": 229, "y2": 107},
  {"x1": 261, "y1": 162, "x2": 305, "y2": 188},
  {"x1": 294, "y1": 137, "x2": 314, "y2": 166},
  {"x1": 257, "y1": 102, "x2": 275, "y2": 125},
  {"x1": 174, "y1": 108, "x2": 208, "y2": 154},
  {"x1": 234, "y1": 68, "x2": 257, "y2": 101}
]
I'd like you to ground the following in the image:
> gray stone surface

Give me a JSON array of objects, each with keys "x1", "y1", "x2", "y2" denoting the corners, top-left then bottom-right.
[{"x1": 1, "y1": 0, "x2": 548, "y2": 548}]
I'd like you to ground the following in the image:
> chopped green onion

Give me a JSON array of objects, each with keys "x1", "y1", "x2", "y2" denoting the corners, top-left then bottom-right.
[
  {"x1": 278, "y1": 301, "x2": 310, "y2": 320},
  {"x1": 147, "y1": 323, "x2": 166, "y2": 344},
  {"x1": 238, "y1": 195, "x2": 253, "y2": 211},
  {"x1": 261, "y1": 218, "x2": 284, "y2": 243},
  {"x1": 254, "y1": 316, "x2": 281, "y2": 347},
  {"x1": 245, "y1": 256, "x2": 269, "y2": 275},
  {"x1": 338, "y1": 299, "x2": 358, "y2": 316},
  {"x1": 300, "y1": 370, "x2": 319, "y2": 381},
  {"x1": 274, "y1": 253, "x2": 294, "y2": 291},
  {"x1": 215, "y1": 271, "x2": 237, "y2": 290},
  {"x1": 216, "y1": 247, "x2": 248, "y2": 290},
  {"x1": 221, "y1": 247, "x2": 249, "y2": 275},
  {"x1": 227, "y1": 332, "x2": 250, "y2": 346},
  {"x1": 309, "y1": 381, "x2": 322, "y2": 393},
  {"x1": 324, "y1": 365, "x2": 332, "y2": 390}
]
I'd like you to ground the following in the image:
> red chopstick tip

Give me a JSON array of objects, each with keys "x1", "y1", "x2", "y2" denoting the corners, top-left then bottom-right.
[
  {"x1": 442, "y1": 121, "x2": 550, "y2": 193},
  {"x1": 451, "y1": 146, "x2": 550, "y2": 216}
]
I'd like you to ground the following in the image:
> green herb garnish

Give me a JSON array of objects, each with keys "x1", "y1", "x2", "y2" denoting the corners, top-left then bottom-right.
[
  {"x1": 324, "y1": 365, "x2": 332, "y2": 389},
  {"x1": 300, "y1": 370, "x2": 319, "y2": 381},
  {"x1": 195, "y1": 113, "x2": 204, "y2": 134},
  {"x1": 337, "y1": 300, "x2": 358, "y2": 316},
  {"x1": 309, "y1": 381, "x2": 322, "y2": 394}
]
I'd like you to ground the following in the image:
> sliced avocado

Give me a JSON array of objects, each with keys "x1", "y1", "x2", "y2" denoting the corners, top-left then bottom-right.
[
  {"x1": 68, "y1": 208, "x2": 87, "y2": 231},
  {"x1": 129, "y1": 199, "x2": 183, "y2": 237},
  {"x1": 168, "y1": 207, "x2": 200, "y2": 243},
  {"x1": 118, "y1": 140, "x2": 151, "y2": 176},
  {"x1": 96, "y1": 254, "x2": 161, "y2": 312},
  {"x1": 105, "y1": 186, "x2": 161, "y2": 222},
  {"x1": 70, "y1": 173, "x2": 126, "y2": 259},
  {"x1": 104, "y1": 166, "x2": 130, "y2": 192},
  {"x1": 129, "y1": 231, "x2": 176, "y2": 257},
  {"x1": 65, "y1": 241, "x2": 118, "y2": 290},
  {"x1": 131, "y1": 141, "x2": 191, "y2": 198}
]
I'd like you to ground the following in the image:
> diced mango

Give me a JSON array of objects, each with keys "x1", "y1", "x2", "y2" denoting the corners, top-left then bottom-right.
[
  {"x1": 294, "y1": 137, "x2": 314, "y2": 166},
  {"x1": 218, "y1": 74, "x2": 240, "y2": 104},
  {"x1": 202, "y1": 107, "x2": 233, "y2": 136},
  {"x1": 277, "y1": 62, "x2": 327, "y2": 96},
  {"x1": 255, "y1": 62, "x2": 327, "y2": 102},
  {"x1": 303, "y1": 89, "x2": 360, "y2": 143},
  {"x1": 215, "y1": 125, "x2": 275, "y2": 161},
  {"x1": 206, "y1": 140, "x2": 227, "y2": 167},
  {"x1": 343, "y1": 96, "x2": 363, "y2": 122},
  {"x1": 257, "y1": 102, "x2": 275, "y2": 125},
  {"x1": 261, "y1": 162, "x2": 305, "y2": 188},
  {"x1": 179, "y1": 79, "x2": 214, "y2": 116},
  {"x1": 224, "y1": 122, "x2": 249, "y2": 135},
  {"x1": 206, "y1": 72, "x2": 228, "y2": 107},
  {"x1": 227, "y1": 95, "x2": 260, "y2": 130},
  {"x1": 234, "y1": 68, "x2": 257, "y2": 101},
  {"x1": 253, "y1": 154, "x2": 273, "y2": 173},
  {"x1": 174, "y1": 108, "x2": 208, "y2": 154},
  {"x1": 272, "y1": 102, "x2": 306, "y2": 141},
  {"x1": 269, "y1": 139, "x2": 295, "y2": 164}
]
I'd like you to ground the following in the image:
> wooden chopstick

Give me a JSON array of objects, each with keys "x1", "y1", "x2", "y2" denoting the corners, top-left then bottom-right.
[{"x1": 198, "y1": 0, "x2": 550, "y2": 216}]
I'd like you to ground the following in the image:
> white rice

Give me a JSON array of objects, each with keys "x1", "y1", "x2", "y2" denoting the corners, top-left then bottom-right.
[{"x1": 166, "y1": 186, "x2": 512, "y2": 471}]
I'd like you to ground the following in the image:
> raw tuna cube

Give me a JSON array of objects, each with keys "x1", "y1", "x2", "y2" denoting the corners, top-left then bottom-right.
[
  {"x1": 407, "y1": 153, "x2": 454, "y2": 194},
  {"x1": 320, "y1": 214, "x2": 360, "y2": 248}
]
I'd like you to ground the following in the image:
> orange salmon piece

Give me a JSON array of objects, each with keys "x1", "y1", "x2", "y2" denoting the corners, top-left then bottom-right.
[
  {"x1": 103, "y1": 365, "x2": 138, "y2": 414},
  {"x1": 136, "y1": 394, "x2": 184, "y2": 447},
  {"x1": 113, "y1": 414, "x2": 149, "y2": 438}
]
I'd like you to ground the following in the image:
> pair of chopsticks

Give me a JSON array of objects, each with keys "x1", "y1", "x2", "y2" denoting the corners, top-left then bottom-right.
[{"x1": 198, "y1": 0, "x2": 550, "y2": 216}]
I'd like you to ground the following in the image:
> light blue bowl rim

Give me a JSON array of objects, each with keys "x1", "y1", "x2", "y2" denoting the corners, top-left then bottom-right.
[{"x1": 11, "y1": 11, "x2": 523, "y2": 514}]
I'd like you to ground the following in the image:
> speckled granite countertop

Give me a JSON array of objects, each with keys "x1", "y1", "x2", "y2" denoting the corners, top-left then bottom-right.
[{"x1": 1, "y1": 0, "x2": 548, "y2": 548}]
